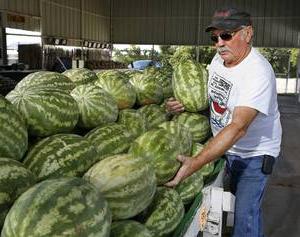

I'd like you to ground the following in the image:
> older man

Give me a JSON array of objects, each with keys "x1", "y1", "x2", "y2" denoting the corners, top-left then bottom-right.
[{"x1": 166, "y1": 7, "x2": 282, "y2": 237}]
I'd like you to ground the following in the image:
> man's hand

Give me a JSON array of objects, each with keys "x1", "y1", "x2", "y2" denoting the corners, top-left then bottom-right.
[
  {"x1": 165, "y1": 155, "x2": 195, "y2": 187},
  {"x1": 165, "y1": 97, "x2": 185, "y2": 114}
]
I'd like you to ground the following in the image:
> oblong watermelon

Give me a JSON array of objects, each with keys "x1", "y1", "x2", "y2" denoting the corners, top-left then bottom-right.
[
  {"x1": 0, "y1": 95, "x2": 28, "y2": 160},
  {"x1": 84, "y1": 154, "x2": 156, "y2": 220},
  {"x1": 15, "y1": 71, "x2": 75, "y2": 92},
  {"x1": 175, "y1": 143, "x2": 205, "y2": 205},
  {"x1": 138, "y1": 104, "x2": 168, "y2": 130},
  {"x1": 142, "y1": 187, "x2": 184, "y2": 237},
  {"x1": 111, "y1": 220, "x2": 152, "y2": 237},
  {"x1": 85, "y1": 123, "x2": 134, "y2": 159},
  {"x1": 23, "y1": 134, "x2": 99, "y2": 181},
  {"x1": 129, "y1": 129, "x2": 182, "y2": 185},
  {"x1": 95, "y1": 70, "x2": 136, "y2": 109},
  {"x1": 0, "y1": 158, "x2": 36, "y2": 227},
  {"x1": 172, "y1": 59, "x2": 208, "y2": 112},
  {"x1": 192, "y1": 143, "x2": 214, "y2": 177},
  {"x1": 6, "y1": 87, "x2": 79, "y2": 137},
  {"x1": 173, "y1": 112, "x2": 210, "y2": 142},
  {"x1": 117, "y1": 109, "x2": 147, "y2": 138},
  {"x1": 63, "y1": 68, "x2": 98, "y2": 86},
  {"x1": 71, "y1": 84, "x2": 119, "y2": 129},
  {"x1": 158, "y1": 121, "x2": 192, "y2": 156},
  {"x1": 1, "y1": 177, "x2": 111, "y2": 237},
  {"x1": 129, "y1": 73, "x2": 163, "y2": 106}
]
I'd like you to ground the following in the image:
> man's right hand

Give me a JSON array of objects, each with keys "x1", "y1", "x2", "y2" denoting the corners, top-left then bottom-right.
[{"x1": 165, "y1": 97, "x2": 185, "y2": 114}]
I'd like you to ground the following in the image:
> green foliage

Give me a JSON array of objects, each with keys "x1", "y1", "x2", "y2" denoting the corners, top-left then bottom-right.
[
  {"x1": 197, "y1": 46, "x2": 216, "y2": 66},
  {"x1": 258, "y1": 48, "x2": 299, "y2": 77},
  {"x1": 112, "y1": 45, "x2": 159, "y2": 65}
]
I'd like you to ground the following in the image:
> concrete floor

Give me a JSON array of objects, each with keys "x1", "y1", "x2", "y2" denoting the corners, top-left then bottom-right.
[{"x1": 262, "y1": 94, "x2": 300, "y2": 237}]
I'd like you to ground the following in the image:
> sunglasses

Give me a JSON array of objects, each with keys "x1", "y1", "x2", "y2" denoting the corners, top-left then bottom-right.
[{"x1": 210, "y1": 30, "x2": 240, "y2": 43}]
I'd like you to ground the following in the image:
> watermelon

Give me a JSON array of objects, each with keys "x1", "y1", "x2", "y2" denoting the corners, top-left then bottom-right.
[
  {"x1": 158, "y1": 121, "x2": 192, "y2": 156},
  {"x1": 129, "y1": 72, "x2": 164, "y2": 106},
  {"x1": 97, "y1": 70, "x2": 130, "y2": 83},
  {"x1": 172, "y1": 53, "x2": 208, "y2": 112},
  {"x1": 173, "y1": 112, "x2": 210, "y2": 142},
  {"x1": 111, "y1": 220, "x2": 152, "y2": 237},
  {"x1": 84, "y1": 154, "x2": 156, "y2": 220},
  {"x1": 1, "y1": 177, "x2": 111, "y2": 237},
  {"x1": 23, "y1": 134, "x2": 99, "y2": 181},
  {"x1": 138, "y1": 104, "x2": 168, "y2": 130},
  {"x1": 95, "y1": 70, "x2": 136, "y2": 109},
  {"x1": 117, "y1": 109, "x2": 147, "y2": 138},
  {"x1": 0, "y1": 158, "x2": 36, "y2": 227},
  {"x1": 129, "y1": 129, "x2": 182, "y2": 185},
  {"x1": 175, "y1": 143, "x2": 205, "y2": 205},
  {"x1": 192, "y1": 143, "x2": 214, "y2": 177},
  {"x1": 123, "y1": 69, "x2": 143, "y2": 80},
  {"x1": 142, "y1": 187, "x2": 184, "y2": 237},
  {"x1": 6, "y1": 86, "x2": 79, "y2": 137},
  {"x1": 70, "y1": 84, "x2": 119, "y2": 129},
  {"x1": 63, "y1": 68, "x2": 98, "y2": 86},
  {"x1": 14, "y1": 71, "x2": 75, "y2": 92},
  {"x1": 144, "y1": 67, "x2": 173, "y2": 99},
  {"x1": 85, "y1": 123, "x2": 134, "y2": 159},
  {"x1": 0, "y1": 95, "x2": 28, "y2": 160}
]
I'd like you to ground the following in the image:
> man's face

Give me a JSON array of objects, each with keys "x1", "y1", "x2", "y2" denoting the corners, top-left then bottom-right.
[{"x1": 211, "y1": 26, "x2": 252, "y2": 67}]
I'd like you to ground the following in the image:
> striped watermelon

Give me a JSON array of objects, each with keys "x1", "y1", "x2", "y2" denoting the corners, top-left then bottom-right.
[
  {"x1": 85, "y1": 123, "x2": 134, "y2": 159},
  {"x1": 70, "y1": 84, "x2": 119, "y2": 129},
  {"x1": 129, "y1": 72, "x2": 163, "y2": 106},
  {"x1": 23, "y1": 134, "x2": 99, "y2": 181},
  {"x1": 175, "y1": 143, "x2": 205, "y2": 205},
  {"x1": 117, "y1": 109, "x2": 147, "y2": 138},
  {"x1": 158, "y1": 121, "x2": 192, "y2": 156},
  {"x1": 144, "y1": 67, "x2": 173, "y2": 99},
  {"x1": 129, "y1": 129, "x2": 182, "y2": 185},
  {"x1": 14, "y1": 71, "x2": 75, "y2": 92},
  {"x1": 173, "y1": 112, "x2": 210, "y2": 142},
  {"x1": 192, "y1": 143, "x2": 214, "y2": 177},
  {"x1": 138, "y1": 104, "x2": 168, "y2": 130},
  {"x1": 111, "y1": 221, "x2": 152, "y2": 237},
  {"x1": 172, "y1": 58, "x2": 208, "y2": 112},
  {"x1": 63, "y1": 68, "x2": 98, "y2": 86},
  {"x1": 123, "y1": 69, "x2": 143, "y2": 80},
  {"x1": 84, "y1": 154, "x2": 156, "y2": 220},
  {"x1": 142, "y1": 187, "x2": 184, "y2": 237},
  {"x1": 0, "y1": 158, "x2": 36, "y2": 227},
  {"x1": 1, "y1": 177, "x2": 111, "y2": 237},
  {"x1": 0, "y1": 95, "x2": 28, "y2": 160},
  {"x1": 6, "y1": 87, "x2": 79, "y2": 137},
  {"x1": 97, "y1": 70, "x2": 130, "y2": 83},
  {"x1": 95, "y1": 71, "x2": 136, "y2": 109}
]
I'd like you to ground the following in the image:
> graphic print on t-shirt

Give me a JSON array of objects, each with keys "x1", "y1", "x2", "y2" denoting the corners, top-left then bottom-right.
[{"x1": 209, "y1": 72, "x2": 233, "y2": 129}]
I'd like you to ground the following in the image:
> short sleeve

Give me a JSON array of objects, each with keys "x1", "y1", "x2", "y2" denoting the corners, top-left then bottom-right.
[{"x1": 236, "y1": 67, "x2": 274, "y2": 116}]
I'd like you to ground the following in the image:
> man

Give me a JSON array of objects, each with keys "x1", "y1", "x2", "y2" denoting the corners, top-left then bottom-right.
[{"x1": 166, "y1": 7, "x2": 282, "y2": 237}]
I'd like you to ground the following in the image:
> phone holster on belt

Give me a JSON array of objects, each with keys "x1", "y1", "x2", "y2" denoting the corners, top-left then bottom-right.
[{"x1": 262, "y1": 155, "x2": 275, "y2": 175}]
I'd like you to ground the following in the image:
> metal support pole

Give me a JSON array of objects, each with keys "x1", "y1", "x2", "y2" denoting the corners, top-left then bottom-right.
[{"x1": 285, "y1": 54, "x2": 291, "y2": 94}]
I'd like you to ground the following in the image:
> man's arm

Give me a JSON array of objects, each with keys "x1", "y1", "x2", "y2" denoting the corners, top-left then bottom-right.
[{"x1": 165, "y1": 106, "x2": 258, "y2": 187}]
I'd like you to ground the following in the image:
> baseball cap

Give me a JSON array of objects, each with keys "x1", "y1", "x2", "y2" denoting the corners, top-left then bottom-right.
[{"x1": 205, "y1": 7, "x2": 252, "y2": 32}]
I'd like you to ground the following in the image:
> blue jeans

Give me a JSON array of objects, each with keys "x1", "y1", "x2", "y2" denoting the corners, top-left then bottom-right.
[{"x1": 225, "y1": 155, "x2": 270, "y2": 237}]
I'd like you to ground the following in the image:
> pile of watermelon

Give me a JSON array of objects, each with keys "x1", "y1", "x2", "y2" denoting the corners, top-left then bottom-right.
[{"x1": 0, "y1": 53, "x2": 217, "y2": 236}]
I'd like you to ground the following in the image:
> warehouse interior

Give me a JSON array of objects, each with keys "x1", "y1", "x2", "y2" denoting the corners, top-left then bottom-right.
[{"x1": 0, "y1": 0, "x2": 300, "y2": 236}]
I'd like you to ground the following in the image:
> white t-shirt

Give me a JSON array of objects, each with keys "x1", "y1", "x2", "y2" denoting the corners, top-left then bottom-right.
[{"x1": 208, "y1": 47, "x2": 282, "y2": 158}]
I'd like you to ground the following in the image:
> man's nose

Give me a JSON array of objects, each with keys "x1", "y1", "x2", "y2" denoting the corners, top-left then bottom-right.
[{"x1": 216, "y1": 37, "x2": 226, "y2": 46}]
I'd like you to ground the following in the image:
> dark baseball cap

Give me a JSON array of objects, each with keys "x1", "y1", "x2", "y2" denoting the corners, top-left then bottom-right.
[{"x1": 205, "y1": 7, "x2": 252, "y2": 32}]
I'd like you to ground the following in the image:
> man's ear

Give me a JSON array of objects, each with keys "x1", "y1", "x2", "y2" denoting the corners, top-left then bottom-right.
[{"x1": 245, "y1": 26, "x2": 253, "y2": 43}]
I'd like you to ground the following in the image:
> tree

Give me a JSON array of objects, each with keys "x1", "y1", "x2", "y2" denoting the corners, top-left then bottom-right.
[{"x1": 112, "y1": 45, "x2": 159, "y2": 65}]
